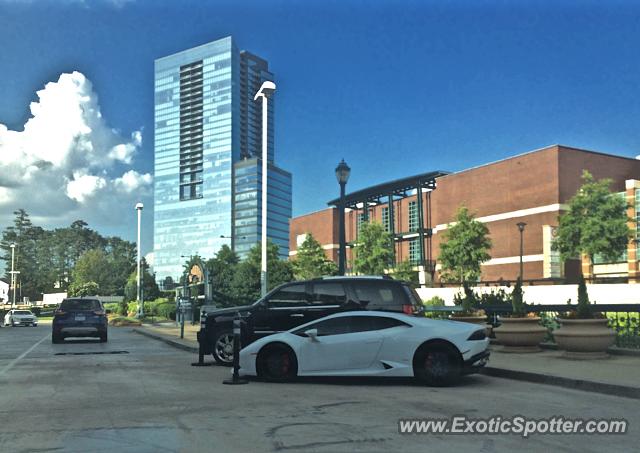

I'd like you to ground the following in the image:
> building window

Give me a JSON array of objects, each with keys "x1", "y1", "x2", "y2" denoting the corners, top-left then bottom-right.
[
  {"x1": 409, "y1": 238, "x2": 420, "y2": 264},
  {"x1": 408, "y1": 201, "x2": 418, "y2": 232},
  {"x1": 382, "y1": 207, "x2": 394, "y2": 232},
  {"x1": 636, "y1": 188, "x2": 640, "y2": 242},
  {"x1": 179, "y1": 60, "x2": 204, "y2": 201},
  {"x1": 357, "y1": 209, "x2": 372, "y2": 234}
]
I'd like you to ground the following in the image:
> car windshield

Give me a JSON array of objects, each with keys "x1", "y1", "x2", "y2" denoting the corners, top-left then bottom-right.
[
  {"x1": 60, "y1": 299, "x2": 102, "y2": 311},
  {"x1": 14, "y1": 310, "x2": 32, "y2": 315}
]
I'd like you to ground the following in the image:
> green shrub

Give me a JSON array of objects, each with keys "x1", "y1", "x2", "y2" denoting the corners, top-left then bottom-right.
[
  {"x1": 103, "y1": 303, "x2": 118, "y2": 314},
  {"x1": 423, "y1": 295, "x2": 447, "y2": 319},
  {"x1": 478, "y1": 288, "x2": 511, "y2": 306},
  {"x1": 156, "y1": 302, "x2": 176, "y2": 321},
  {"x1": 423, "y1": 296, "x2": 445, "y2": 307},
  {"x1": 576, "y1": 274, "x2": 592, "y2": 319},
  {"x1": 453, "y1": 282, "x2": 479, "y2": 315}
]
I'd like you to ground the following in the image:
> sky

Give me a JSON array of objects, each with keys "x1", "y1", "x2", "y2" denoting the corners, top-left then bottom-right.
[{"x1": 1, "y1": 0, "x2": 640, "y2": 259}]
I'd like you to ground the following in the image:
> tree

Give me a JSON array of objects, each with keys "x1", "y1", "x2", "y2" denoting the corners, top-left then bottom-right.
[
  {"x1": 393, "y1": 260, "x2": 419, "y2": 287},
  {"x1": 438, "y1": 205, "x2": 492, "y2": 283},
  {"x1": 553, "y1": 170, "x2": 631, "y2": 270},
  {"x1": 0, "y1": 211, "x2": 135, "y2": 300},
  {"x1": 68, "y1": 281, "x2": 100, "y2": 297},
  {"x1": 230, "y1": 241, "x2": 293, "y2": 305},
  {"x1": 70, "y1": 249, "x2": 112, "y2": 293},
  {"x1": 353, "y1": 222, "x2": 394, "y2": 275},
  {"x1": 206, "y1": 245, "x2": 240, "y2": 307},
  {"x1": 291, "y1": 233, "x2": 338, "y2": 280},
  {"x1": 124, "y1": 259, "x2": 159, "y2": 302}
]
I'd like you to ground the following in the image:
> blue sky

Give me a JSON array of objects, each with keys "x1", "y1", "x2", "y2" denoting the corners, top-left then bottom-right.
[{"x1": 1, "y1": 0, "x2": 640, "y2": 256}]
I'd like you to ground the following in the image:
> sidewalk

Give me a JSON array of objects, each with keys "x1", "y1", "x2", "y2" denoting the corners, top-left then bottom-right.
[
  {"x1": 483, "y1": 347, "x2": 640, "y2": 399},
  {"x1": 132, "y1": 323, "x2": 640, "y2": 399},
  {"x1": 133, "y1": 322, "x2": 199, "y2": 353}
]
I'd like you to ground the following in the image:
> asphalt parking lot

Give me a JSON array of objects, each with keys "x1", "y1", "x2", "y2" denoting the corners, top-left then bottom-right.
[{"x1": 1, "y1": 324, "x2": 638, "y2": 452}]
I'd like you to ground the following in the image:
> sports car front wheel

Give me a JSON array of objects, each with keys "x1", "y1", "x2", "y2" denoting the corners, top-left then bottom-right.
[
  {"x1": 256, "y1": 343, "x2": 298, "y2": 382},
  {"x1": 414, "y1": 343, "x2": 462, "y2": 387}
]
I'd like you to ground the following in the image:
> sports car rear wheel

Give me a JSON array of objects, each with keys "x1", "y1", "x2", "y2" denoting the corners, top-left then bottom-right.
[
  {"x1": 257, "y1": 343, "x2": 298, "y2": 382},
  {"x1": 414, "y1": 343, "x2": 461, "y2": 387}
]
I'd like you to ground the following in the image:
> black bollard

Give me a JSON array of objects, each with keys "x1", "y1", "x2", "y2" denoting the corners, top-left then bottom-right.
[
  {"x1": 223, "y1": 312, "x2": 248, "y2": 385},
  {"x1": 180, "y1": 306, "x2": 185, "y2": 339},
  {"x1": 192, "y1": 311, "x2": 213, "y2": 367}
]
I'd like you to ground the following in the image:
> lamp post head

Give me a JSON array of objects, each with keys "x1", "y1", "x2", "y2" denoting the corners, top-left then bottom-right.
[
  {"x1": 517, "y1": 222, "x2": 527, "y2": 232},
  {"x1": 254, "y1": 81, "x2": 276, "y2": 100},
  {"x1": 335, "y1": 159, "x2": 351, "y2": 185},
  {"x1": 135, "y1": 202, "x2": 144, "y2": 210},
  {"x1": 10, "y1": 243, "x2": 15, "y2": 249}
]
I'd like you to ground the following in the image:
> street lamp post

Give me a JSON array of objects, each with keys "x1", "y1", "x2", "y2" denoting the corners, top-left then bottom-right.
[
  {"x1": 335, "y1": 159, "x2": 351, "y2": 276},
  {"x1": 254, "y1": 80, "x2": 276, "y2": 298},
  {"x1": 517, "y1": 222, "x2": 527, "y2": 282},
  {"x1": 135, "y1": 202, "x2": 144, "y2": 318},
  {"x1": 10, "y1": 243, "x2": 16, "y2": 308}
]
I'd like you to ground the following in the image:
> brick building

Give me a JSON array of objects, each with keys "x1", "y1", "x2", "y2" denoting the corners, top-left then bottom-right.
[{"x1": 289, "y1": 145, "x2": 640, "y2": 283}]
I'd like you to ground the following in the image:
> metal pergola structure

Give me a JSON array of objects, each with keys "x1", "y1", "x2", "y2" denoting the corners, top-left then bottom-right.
[{"x1": 328, "y1": 170, "x2": 449, "y2": 278}]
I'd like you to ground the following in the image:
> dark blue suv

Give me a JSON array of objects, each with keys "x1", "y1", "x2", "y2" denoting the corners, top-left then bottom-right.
[{"x1": 52, "y1": 298, "x2": 108, "y2": 343}]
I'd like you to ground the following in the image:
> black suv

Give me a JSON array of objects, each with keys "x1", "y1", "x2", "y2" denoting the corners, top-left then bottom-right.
[{"x1": 202, "y1": 276, "x2": 423, "y2": 364}]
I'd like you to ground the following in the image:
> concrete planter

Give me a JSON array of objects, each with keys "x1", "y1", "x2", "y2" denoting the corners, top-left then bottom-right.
[
  {"x1": 449, "y1": 315, "x2": 492, "y2": 337},
  {"x1": 553, "y1": 318, "x2": 615, "y2": 359},
  {"x1": 493, "y1": 317, "x2": 547, "y2": 352}
]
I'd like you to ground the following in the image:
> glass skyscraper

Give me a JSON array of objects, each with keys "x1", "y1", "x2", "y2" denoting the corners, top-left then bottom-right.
[{"x1": 153, "y1": 37, "x2": 291, "y2": 283}]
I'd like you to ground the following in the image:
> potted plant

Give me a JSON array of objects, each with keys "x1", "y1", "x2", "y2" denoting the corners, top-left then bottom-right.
[
  {"x1": 449, "y1": 283, "x2": 491, "y2": 336},
  {"x1": 552, "y1": 275, "x2": 615, "y2": 359},
  {"x1": 493, "y1": 278, "x2": 547, "y2": 352}
]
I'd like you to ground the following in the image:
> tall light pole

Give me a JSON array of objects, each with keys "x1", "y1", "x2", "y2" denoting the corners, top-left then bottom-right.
[
  {"x1": 335, "y1": 159, "x2": 351, "y2": 275},
  {"x1": 136, "y1": 202, "x2": 144, "y2": 317},
  {"x1": 254, "y1": 80, "x2": 276, "y2": 298},
  {"x1": 10, "y1": 243, "x2": 16, "y2": 308},
  {"x1": 517, "y1": 222, "x2": 527, "y2": 282}
]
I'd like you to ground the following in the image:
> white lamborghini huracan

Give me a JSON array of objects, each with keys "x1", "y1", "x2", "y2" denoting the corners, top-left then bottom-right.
[{"x1": 238, "y1": 310, "x2": 490, "y2": 386}]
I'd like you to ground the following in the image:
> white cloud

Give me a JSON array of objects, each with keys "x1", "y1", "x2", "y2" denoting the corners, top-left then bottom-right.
[
  {"x1": 114, "y1": 170, "x2": 153, "y2": 193},
  {"x1": 66, "y1": 172, "x2": 107, "y2": 203},
  {"x1": 0, "y1": 71, "x2": 152, "y2": 239}
]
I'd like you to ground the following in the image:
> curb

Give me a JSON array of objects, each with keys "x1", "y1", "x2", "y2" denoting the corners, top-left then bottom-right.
[
  {"x1": 481, "y1": 366, "x2": 640, "y2": 400},
  {"x1": 132, "y1": 327, "x2": 198, "y2": 353}
]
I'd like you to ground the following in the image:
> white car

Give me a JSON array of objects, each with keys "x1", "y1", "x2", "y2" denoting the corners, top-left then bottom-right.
[
  {"x1": 238, "y1": 311, "x2": 490, "y2": 386},
  {"x1": 4, "y1": 309, "x2": 38, "y2": 327}
]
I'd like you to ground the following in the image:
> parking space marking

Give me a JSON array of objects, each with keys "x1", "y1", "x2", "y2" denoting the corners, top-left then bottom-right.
[{"x1": 0, "y1": 333, "x2": 49, "y2": 377}]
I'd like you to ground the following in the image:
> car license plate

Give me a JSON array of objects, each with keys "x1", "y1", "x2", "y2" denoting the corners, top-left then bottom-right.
[{"x1": 75, "y1": 315, "x2": 85, "y2": 321}]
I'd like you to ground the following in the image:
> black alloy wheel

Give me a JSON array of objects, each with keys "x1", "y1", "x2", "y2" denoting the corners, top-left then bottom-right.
[
  {"x1": 414, "y1": 344, "x2": 461, "y2": 387},
  {"x1": 257, "y1": 344, "x2": 298, "y2": 382},
  {"x1": 212, "y1": 330, "x2": 234, "y2": 366}
]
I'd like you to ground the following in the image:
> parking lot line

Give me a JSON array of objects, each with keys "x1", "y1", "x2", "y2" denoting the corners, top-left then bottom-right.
[{"x1": 0, "y1": 333, "x2": 49, "y2": 377}]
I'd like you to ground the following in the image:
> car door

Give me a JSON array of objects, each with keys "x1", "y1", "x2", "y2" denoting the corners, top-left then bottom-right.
[
  {"x1": 350, "y1": 315, "x2": 413, "y2": 368},
  {"x1": 296, "y1": 316, "x2": 354, "y2": 372},
  {"x1": 343, "y1": 316, "x2": 385, "y2": 370},
  {"x1": 251, "y1": 283, "x2": 310, "y2": 338}
]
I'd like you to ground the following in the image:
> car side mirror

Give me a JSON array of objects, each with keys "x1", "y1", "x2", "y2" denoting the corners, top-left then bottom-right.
[{"x1": 304, "y1": 328, "x2": 319, "y2": 341}]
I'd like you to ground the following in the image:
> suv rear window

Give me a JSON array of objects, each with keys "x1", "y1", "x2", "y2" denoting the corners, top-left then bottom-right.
[
  {"x1": 353, "y1": 281, "x2": 408, "y2": 310},
  {"x1": 60, "y1": 299, "x2": 102, "y2": 311}
]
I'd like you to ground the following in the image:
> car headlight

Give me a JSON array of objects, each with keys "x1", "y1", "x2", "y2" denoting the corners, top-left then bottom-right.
[{"x1": 467, "y1": 329, "x2": 486, "y2": 341}]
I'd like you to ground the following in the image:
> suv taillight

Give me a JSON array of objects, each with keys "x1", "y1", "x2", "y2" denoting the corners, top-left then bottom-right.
[
  {"x1": 402, "y1": 304, "x2": 413, "y2": 315},
  {"x1": 94, "y1": 310, "x2": 105, "y2": 316},
  {"x1": 54, "y1": 309, "x2": 65, "y2": 316}
]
